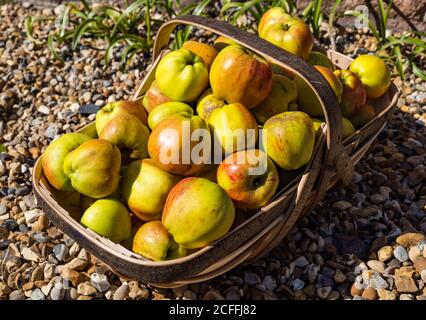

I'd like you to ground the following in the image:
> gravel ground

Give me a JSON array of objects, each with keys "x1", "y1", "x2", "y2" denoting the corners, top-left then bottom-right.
[{"x1": 1, "y1": 3, "x2": 425, "y2": 300}]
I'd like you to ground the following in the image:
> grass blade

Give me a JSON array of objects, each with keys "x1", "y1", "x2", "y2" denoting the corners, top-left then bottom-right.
[
  {"x1": 48, "y1": 34, "x2": 63, "y2": 61},
  {"x1": 412, "y1": 63, "x2": 426, "y2": 80}
]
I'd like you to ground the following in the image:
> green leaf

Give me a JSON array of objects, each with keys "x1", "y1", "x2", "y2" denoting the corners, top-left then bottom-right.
[
  {"x1": 48, "y1": 34, "x2": 63, "y2": 61},
  {"x1": 71, "y1": 18, "x2": 95, "y2": 50},
  {"x1": 393, "y1": 45, "x2": 404, "y2": 79},
  {"x1": 412, "y1": 63, "x2": 426, "y2": 81},
  {"x1": 0, "y1": 144, "x2": 6, "y2": 153}
]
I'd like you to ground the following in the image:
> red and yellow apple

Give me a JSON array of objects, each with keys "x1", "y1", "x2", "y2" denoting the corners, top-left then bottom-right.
[
  {"x1": 63, "y1": 139, "x2": 121, "y2": 198},
  {"x1": 262, "y1": 111, "x2": 315, "y2": 170},
  {"x1": 208, "y1": 102, "x2": 258, "y2": 156},
  {"x1": 148, "y1": 113, "x2": 211, "y2": 176},
  {"x1": 349, "y1": 54, "x2": 391, "y2": 99},
  {"x1": 217, "y1": 149, "x2": 279, "y2": 210},
  {"x1": 121, "y1": 159, "x2": 180, "y2": 221},
  {"x1": 162, "y1": 177, "x2": 235, "y2": 249},
  {"x1": 334, "y1": 69, "x2": 367, "y2": 118},
  {"x1": 182, "y1": 40, "x2": 218, "y2": 71},
  {"x1": 80, "y1": 198, "x2": 131, "y2": 243},
  {"x1": 350, "y1": 102, "x2": 376, "y2": 128},
  {"x1": 251, "y1": 74, "x2": 297, "y2": 124},
  {"x1": 213, "y1": 36, "x2": 237, "y2": 51},
  {"x1": 42, "y1": 133, "x2": 91, "y2": 191},
  {"x1": 155, "y1": 48, "x2": 209, "y2": 102},
  {"x1": 142, "y1": 80, "x2": 172, "y2": 113},
  {"x1": 210, "y1": 44, "x2": 272, "y2": 109}
]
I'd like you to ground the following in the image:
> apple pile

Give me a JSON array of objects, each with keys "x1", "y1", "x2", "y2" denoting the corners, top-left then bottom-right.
[{"x1": 41, "y1": 8, "x2": 391, "y2": 262}]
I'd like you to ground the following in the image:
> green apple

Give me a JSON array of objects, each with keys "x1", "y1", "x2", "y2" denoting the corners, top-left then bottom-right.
[
  {"x1": 307, "y1": 51, "x2": 335, "y2": 70},
  {"x1": 162, "y1": 177, "x2": 235, "y2": 249},
  {"x1": 251, "y1": 74, "x2": 297, "y2": 124},
  {"x1": 80, "y1": 198, "x2": 131, "y2": 243},
  {"x1": 147, "y1": 101, "x2": 194, "y2": 130},
  {"x1": 121, "y1": 159, "x2": 180, "y2": 221},
  {"x1": 142, "y1": 80, "x2": 172, "y2": 113},
  {"x1": 99, "y1": 112, "x2": 150, "y2": 163},
  {"x1": 210, "y1": 44, "x2": 272, "y2": 109},
  {"x1": 312, "y1": 117, "x2": 355, "y2": 138},
  {"x1": 95, "y1": 100, "x2": 148, "y2": 136},
  {"x1": 63, "y1": 139, "x2": 121, "y2": 198},
  {"x1": 196, "y1": 89, "x2": 226, "y2": 121},
  {"x1": 217, "y1": 149, "x2": 279, "y2": 210},
  {"x1": 155, "y1": 48, "x2": 209, "y2": 102},
  {"x1": 262, "y1": 111, "x2": 315, "y2": 170},
  {"x1": 148, "y1": 113, "x2": 211, "y2": 176},
  {"x1": 208, "y1": 102, "x2": 258, "y2": 156},
  {"x1": 42, "y1": 133, "x2": 91, "y2": 191}
]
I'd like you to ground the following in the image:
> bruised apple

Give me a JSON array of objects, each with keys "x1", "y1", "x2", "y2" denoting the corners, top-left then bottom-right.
[
  {"x1": 99, "y1": 113, "x2": 150, "y2": 162},
  {"x1": 217, "y1": 149, "x2": 279, "y2": 210},
  {"x1": 210, "y1": 45, "x2": 272, "y2": 109},
  {"x1": 262, "y1": 111, "x2": 315, "y2": 170},
  {"x1": 63, "y1": 139, "x2": 121, "y2": 198},
  {"x1": 155, "y1": 48, "x2": 209, "y2": 102},
  {"x1": 208, "y1": 102, "x2": 258, "y2": 156},
  {"x1": 196, "y1": 89, "x2": 226, "y2": 121},
  {"x1": 162, "y1": 177, "x2": 235, "y2": 249},
  {"x1": 148, "y1": 113, "x2": 211, "y2": 176},
  {"x1": 42, "y1": 133, "x2": 91, "y2": 191},
  {"x1": 121, "y1": 159, "x2": 180, "y2": 221},
  {"x1": 251, "y1": 74, "x2": 297, "y2": 124},
  {"x1": 95, "y1": 100, "x2": 148, "y2": 136},
  {"x1": 182, "y1": 40, "x2": 218, "y2": 71},
  {"x1": 142, "y1": 80, "x2": 172, "y2": 113}
]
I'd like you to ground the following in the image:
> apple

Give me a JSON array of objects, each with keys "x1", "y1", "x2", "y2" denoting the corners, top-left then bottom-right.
[
  {"x1": 182, "y1": 40, "x2": 218, "y2": 71},
  {"x1": 196, "y1": 89, "x2": 226, "y2": 121},
  {"x1": 132, "y1": 221, "x2": 187, "y2": 261},
  {"x1": 121, "y1": 159, "x2": 181, "y2": 221},
  {"x1": 147, "y1": 101, "x2": 194, "y2": 130},
  {"x1": 350, "y1": 102, "x2": 375, "y2": 128},
  {"x1": 42, "y1": 133, "x2": 91, "y2": 191},
  {"x1": 295, "y1": 65, "x2": 343, "y2": 116},
  {"x1": 208, "y1": 102, "x2": 258, "y2": 156},
  {"x1": 99, "y1": 112, "x2": 150, "y2": 163},
  {"x1": 148, "y1": 113, "x2": 211, "y2": 176},
  {"x1": 63, "y1": 139, "x2": 121, "y2": 198},
  {"x1": 155, "y1": 48, "x2": 209, "y2": 102},
  {"x1": 307, "y1": 51, "x2": 335, "y2": 70},
  {"x1": 349, "y1": 54, "x2": 391, "y2": 99},
  {"x1": 262, "y1": 111, "x2": 315, "y2": 170},
  {"x1": 95, "y1": 100, "x2": 148, "y2": 136},
  {"x1": 80, "y1": 198, "x2": 131, "y2": 243},
  {"x1": 258, "y1": 7, "x2": 292, "y2": 38},
  {"x1": 142, "y1": 80, "x2": 172, "y2": 113},
  {"x1": 213, "y1": 36, "x2": 237, "y2": 51},
  {"x1": 334, "y1": 69, "x2": 367, "y2": 118},
  {"x1": 312, "y1": 117, "x2": 355, "y2": 139},
  {"x1": 251, "y1": 74, "x2": 297, "y2": 124},
  {"x1": 162, "y1": 177, "x2": 235, "y2": 249},
  {"x1": 210, "y1": 44, "x2": 273, "y2": 109},
  {"x1": 217, "y1": 149, "x2": 279, "y2": 210},
  {"x1": 260, "y1": 9, "x2": 314, "y2": 60}
]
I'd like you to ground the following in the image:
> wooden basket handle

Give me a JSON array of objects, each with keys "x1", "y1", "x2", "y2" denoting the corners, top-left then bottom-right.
[{"x1": 153, "y1": 15, "x2": 354, "y2": 184}]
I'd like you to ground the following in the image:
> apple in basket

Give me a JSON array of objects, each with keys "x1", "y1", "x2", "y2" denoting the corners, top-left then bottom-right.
[
  {"x1": 142, "y1": 80, "x2": 172, "y2": 113},
  {"x1": 148, "y1": 113, "x2": 211, "y2": 176},
  {"x1": 209, "y1": 44, "x2": 273, "y2": 109},
  {"x1": 349, "y1": 54, "x2": 391, "y2": 99},
  {"x1": 155, "y1": 48, "x2": 209, "y2": 102},
  {"x1": 99, "y1": 112, "x2": 150, "y2": 164},
  {"x1": 63, "y1": 139, "x2": 121, "y2": 198},
  {"x1": 251, "y1": 74, "x2": 298, "y2": 124},
  {"x1": 217, "y1": 149, "x2": 279, "y2": 210},
  {"x1": 262, "y1": 111, "x2": 315, "y2": 170},
  {"x1": 147, "y1": 101, "x2": 194, "y2": 130},
  {"x1": 80, "y1": 198, "x2": 131, "y2": 243},
  {"x1": 95, "y1": 100, "x2": 148, "y2": 136},
  {"x1": 196, "y1": 89, "x2": 226, "y2": 121},
  {"x1": 307, "y1": 51, "x2": 335, "y2": 70},
  {"x1": 162, "y1": 177, "x2": 235, "y2": 249},
  {"x1": 334, "y1": 69, "x2": 367, "y2": 118},
  {"x1": 350, "y1": 102, "x2": 376, "y2": 128},
  {"x1": 312, "y1": 117, "x2": 356, "y2": 139},
  {"x1": 42, "y1": 133, "x2": 91, "y2": 191},
  {"x1": 121, "y1": 159, "x2": 181, "y2": 221},
  {"x1": 132, "y1": 221, "x2": 186, "y2": 261},
  {"x1": 182, "y1": 40, "x2": 219, "y2": 71},
  {"x1": 259, "y1": 8, "x2": 314, "y2": 60},
  {"x1": 295, "y1": 65, "x2": 343, "y2": 117},
  {"x1": 207, "y1": 102, "x2": 258, "y2": 156}
]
